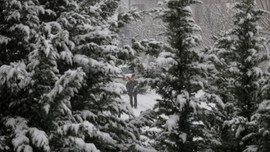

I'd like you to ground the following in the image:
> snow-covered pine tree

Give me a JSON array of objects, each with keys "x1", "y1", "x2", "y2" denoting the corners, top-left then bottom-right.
[
  {"x1": 211, "y1": 0, "x2": 269, "y2": 151},
  {"x1": 0, "y1": 0, "x2": 144, "y2": 151},
  {"x1": 0, "y1": 1, "x2": 53, "y2": 151},
  {"x1": 0, "y1": 0, "x2": 41, "y2": 66},
  {"x1": 129, "y1": 0, "x2": 219, "y2": 151},
  {"x1": 207, "y1": 31, "x2": 241, "y2": 152},
  {"x1": 256, "y1": 99, "x2": 270, "y2": 152},
  {"x1": 50, "y1": 1, "x2": 144, "y2": 151}
]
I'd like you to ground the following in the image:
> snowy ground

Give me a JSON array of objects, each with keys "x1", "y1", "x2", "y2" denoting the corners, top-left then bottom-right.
[
  {"x1": 121, "y1": 90, "x2": 162, "y2": 119},
  {"x1": 120, "y1": 89, "x2": 205, "y2": 119}
]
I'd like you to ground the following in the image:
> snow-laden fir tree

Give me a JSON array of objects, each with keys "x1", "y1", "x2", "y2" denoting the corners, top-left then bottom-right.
[
  {"x1": 130, "y1": 0, "x2": 223, "y2": 151},
  {"x1": 206, "y1": 31, "x2": 240, "y2": 152},
  {"x1": 0, "y1": 0, "x2": 145, "y2": 151},
  {"x1": 255, "y1": 99, "x2": 270, "y2": 152},
  {"x1": 210, "y1": 0, "x2": 269, "y2": 151},
  {"x1": 0, "y1": 0, "x2": 40, "y2": 66}
]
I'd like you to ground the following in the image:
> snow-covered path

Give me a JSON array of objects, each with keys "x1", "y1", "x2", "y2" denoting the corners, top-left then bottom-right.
[
  {"x1": 121, "y1": 90, "x2": 162, "y2": 118},
  {"x1": 120, "y1": 90, "x2": 206, "y2": 119}
]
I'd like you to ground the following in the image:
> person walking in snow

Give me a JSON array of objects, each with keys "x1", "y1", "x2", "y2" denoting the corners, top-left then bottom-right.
[{"x1": 126, "y1": 74, "x2": 138, "y2": 108}]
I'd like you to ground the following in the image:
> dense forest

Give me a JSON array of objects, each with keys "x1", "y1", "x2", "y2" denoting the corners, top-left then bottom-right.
[{"x1": 1, "y1": 0, "x2": 270, "y2": 152}]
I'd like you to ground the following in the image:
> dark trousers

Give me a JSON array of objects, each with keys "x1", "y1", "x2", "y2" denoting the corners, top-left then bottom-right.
[{"x1": 129, "y1": 94, "x2": 137, "y2": 108}]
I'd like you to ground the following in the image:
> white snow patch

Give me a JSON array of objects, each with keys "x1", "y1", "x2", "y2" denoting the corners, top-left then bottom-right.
[
  {"x1": 120, "y1": 90, "x2": 161, "y2": 119},
  {"x1": 12, "y1": 135, "x2": 29, "y2": 150},
  {"x1": 0, "y1": 35, "x2": 11, "y2": 44},
  {"x1": 70, "y1": 137, "x2": 100, "y2": 152},
  {"x1": 193, "y1": 137, "x2": 203, "y2": 141},
  {"x1": 195, "y1": 90, "x2": 205, "y2": 98},
  {"x1": 28, "y1": 128, "x2": 50, "y2": 152},
  {"x1": 258, "y1": 100, "x2": 270, "y2": 111},
  {"x1": 244, "y1": 145, "x2": 258, "y2": 152},
  {"x1": 179, "y1": 133, "x2": 187, "y2": 143},
  {"x1": 177, "y1": 94, "x2": 187, "y2": 111},
  {"x1": 166, "y1": 115, "x2": 179, "y2": 132}
]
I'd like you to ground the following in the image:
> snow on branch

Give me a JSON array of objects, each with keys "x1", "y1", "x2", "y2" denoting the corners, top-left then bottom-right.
[
  {"x1": 177, "y1": 93, "x2": 187, "y2": 112},
  {"x1": 28, "y1": 128, "x2": 50, "y2": 152},
  {"x1": 165, "y1": 115, "x2": 179, "y2": 132},
  {"x1": 4, "y1": 117, "x2": 50, "y2": 152},
  {"x1": 0, "y1": 61, "x2": 30, "y2": 89},
  {"x1": 258, "y1": 100, "x2": 270, "y2": 112},
  {"x1": 76, "y1": 28, "x2": 112, "y2": 42},
  {"x1": 43, "y1": 68, "x2": 85, "y2": 114},
  {"x1": 243, "y1": 145, "x2": 258, "y2": 152},
  {"x1": 9, "y1": 24, "x2": 30, "y2": 41},
  {"x1": 47, "y1": 68, "x2": 85, "y2": 101},
  {"x1": 205, "y1": 94, "x2": 225, "y2": 110},
  {"x1": 73, "y1": 54, "x2": 120, "y2": 75},
  {"x1": 69, "y1": 137, "x2": 100, "y2": 152},
  {"x1": 74, "y1": 110, "x2": 97, "y2": 122},
  {"x1": 0, "y1": 35, "x2": 11, "y2": 45},
  {"x1": 156, "y1": 52, "x2": 177, "y2": 69},
  {"x1": 57, "y1": 121, "x2": 116, "y2": 151},
  {"x1": 28, "y1": 36, "x2": 60, "y2": 70}
]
